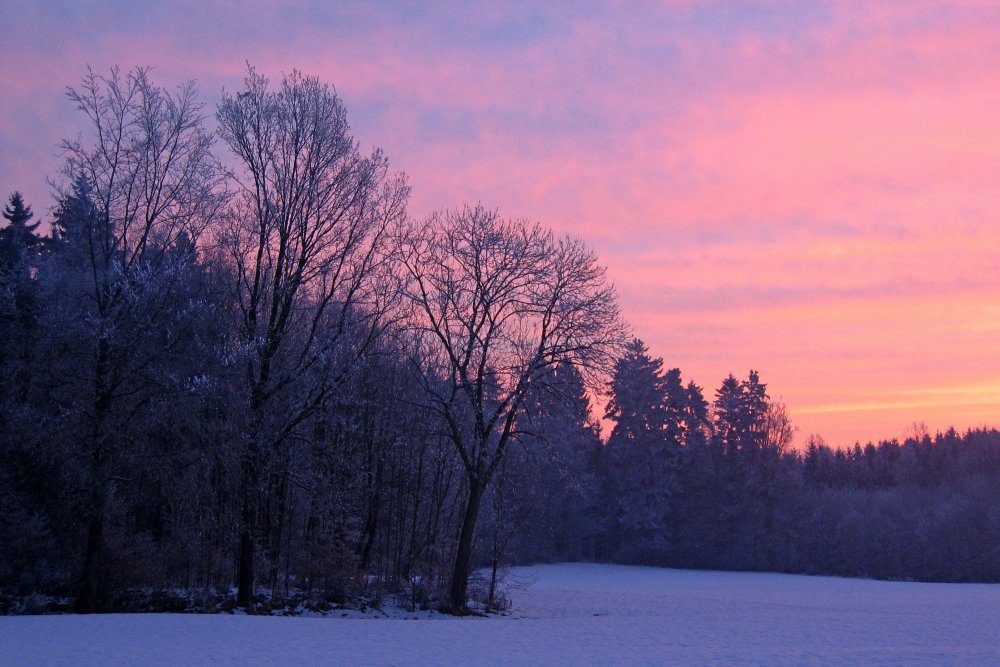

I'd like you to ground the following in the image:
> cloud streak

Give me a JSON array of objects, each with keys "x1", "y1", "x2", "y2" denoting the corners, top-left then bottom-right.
[{"x1": 1, "y1": 1, "x2": 998, "y2": 446}]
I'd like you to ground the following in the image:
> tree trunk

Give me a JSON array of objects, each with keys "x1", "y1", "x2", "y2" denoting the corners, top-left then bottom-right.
[
  {"x1": 448, "y1": 480, "x2": 484, "y2": 613},
  {"x1": 359, "y1": 452, "x2": 383, "y2": 571},
  {"x1": 238, "y1": 388, "x2": 269, "y2": 609},
  {"x1": 487, "y1": 540, "x2": 500, "y2": 611},
  {"x1": 76, "y1": 339, "x2": 111, "y2": 613},
  {"x1": 75, "y1": 482, "x2": 106, "y2": 613},
  {"x1": 236, "y1": 447, "x2": 259, "y2": 608},
  {"x1": 267, "y1": 470, "x2": 288, "y2": 600},
  {"x1": 236, "y1": 519, "x2": 256, "y2": 607}
]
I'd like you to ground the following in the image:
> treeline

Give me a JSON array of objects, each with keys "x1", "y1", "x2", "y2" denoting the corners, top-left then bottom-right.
[
  {"x1": 536, "y1": 340, "x2": 1000, "y2": 584},
  {"x1": 2, "y1": 65, "x2": 998, "y2": 615},
  {"x1": 0, "y1": 65, "x2": 626, "y2": 614}
]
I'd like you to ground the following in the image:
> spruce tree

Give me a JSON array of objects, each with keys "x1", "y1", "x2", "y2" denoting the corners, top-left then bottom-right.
[
  {"x1": 605, "y1": 339, "x2": 672, "y2": 444},
  {"x1": 604, "y1": 339, "x2": 684, "y2": 562},
  {"x1": 511, "y1": 362, "x2": 602, "y2": 562},
  {"x1": 0, "y1": 191, "x2": 41, "y2": 269},
  {"x1": 0, "y1": 191, "x2": 43, "y2": 378},
  {"x1": 49, "y1": 175, "x2": 99, "y2": 264}
]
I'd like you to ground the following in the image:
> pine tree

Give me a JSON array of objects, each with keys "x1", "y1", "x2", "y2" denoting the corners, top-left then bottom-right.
[
  {"x1": 712, "y1": 374, "x2": 743, "y2": 455},
  {"x1": 605, "y1": 339, "x2": 672, "y2": 444},
  {"x1": 712, "y1": 371, "x2": 769, "y2": 454},
  {"x1": 683, "y1": 380, "x2": 711, "y2": 447},
  {"x1": 510, "y1": 362, "x2": 603, "y2": 562},
  {"x1": 0, "y1": 191, "x2": 42, "y2": 269},
  {"x1": 49, "y1": 175, "x2": 99, "y2": 264},
  {"x1": 0, "y1": 191, "x2": 43, "y2": 382},
  {"x1": 604, "y1": 339, "x2": 684, "y2": 562},
  {"x1": 741, "y1": 370, "x2": 769, "y2": 452}
]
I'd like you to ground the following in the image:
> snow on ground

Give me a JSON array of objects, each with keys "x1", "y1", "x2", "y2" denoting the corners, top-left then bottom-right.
[{"x1": 3, "y1": 563, "x2": 1000, "y2": 665}]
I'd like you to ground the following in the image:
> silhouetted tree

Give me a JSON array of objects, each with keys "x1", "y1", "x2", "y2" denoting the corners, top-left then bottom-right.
[
  {"x1": 215, "y1": 65, "x2": 409, "y2": 608},
  {"x1": 55, "y1": 65, "x2": 224, "y2": 611},
  {"x1": 501, "y1": 361, "x2": 603, "y2": 564},
  {"x1": 603, "y1": 339, "x2": 685, "y2": 562},
  {"x1": 398, "y1": 205, "x2": 626, "y2": 612},
  {"x1": 0, "y1": 192, "x2": 41, "y2": 268},
  {"x1": 0, "y1": 191, "x2": 43, "y2": 389}
]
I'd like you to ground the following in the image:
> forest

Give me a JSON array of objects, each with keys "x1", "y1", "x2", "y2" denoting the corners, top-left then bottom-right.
[{"x1": 2, "y1": 65, "x2": 999, "y2": 615}]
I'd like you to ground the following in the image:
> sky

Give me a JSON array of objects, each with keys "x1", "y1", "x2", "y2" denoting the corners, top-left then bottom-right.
[{"x1": 1, "y1": 1, "x2": 998, "y2": 447}]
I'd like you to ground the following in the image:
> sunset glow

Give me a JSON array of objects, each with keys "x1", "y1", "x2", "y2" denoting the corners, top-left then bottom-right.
[{"x1": 2, "y1": 1, "x2": 997, "y2": 446}]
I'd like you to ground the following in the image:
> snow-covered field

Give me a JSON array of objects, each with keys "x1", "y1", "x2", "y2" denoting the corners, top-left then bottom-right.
[{"x1": 3, "y1": 563, "x2": 1000, "y2": 665}]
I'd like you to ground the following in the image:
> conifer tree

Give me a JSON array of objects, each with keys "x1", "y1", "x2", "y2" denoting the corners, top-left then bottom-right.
[
  {"x1": 604, "y1": 339, "x2": 685, "y2": 562},
  {"x1": 605, "y1": 339, "x2": 672, "y2": 444},
  {"x1": 0, "y1": 191, "x2": 43, "y2": 381},
  {"x1": 713, "y1": 371, "x2": 770, "y2": 454},
  {"x1": 48, "y1": 175, "x2": 99, "y2": 263},
  {"x1": 508, "y1": 361, "x2": 603, "y2": 562},
  {"x1": 1, "y1": 191, "x2": 40, "y2": 262}
]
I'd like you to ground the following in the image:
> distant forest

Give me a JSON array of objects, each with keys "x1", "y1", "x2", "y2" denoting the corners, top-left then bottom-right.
[{"x1": 3, "y1": 66, "x2": 999, "y2": 615}]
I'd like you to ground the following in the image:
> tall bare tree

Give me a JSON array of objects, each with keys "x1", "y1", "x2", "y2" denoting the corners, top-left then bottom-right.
[
  {"x1": 215, "y1": 67, "x2": 408, "y2": 608},
  {"x1": 397, "y1": 205, "x2": 626, "y2": 612},
  {"x1": 57, "y1": 66, "x2": 224, "y2": 611}
]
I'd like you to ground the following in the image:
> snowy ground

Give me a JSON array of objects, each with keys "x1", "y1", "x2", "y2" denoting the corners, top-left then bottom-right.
[{"x1": 3, "y1": 563, "x2": 1000, "y2": 665}]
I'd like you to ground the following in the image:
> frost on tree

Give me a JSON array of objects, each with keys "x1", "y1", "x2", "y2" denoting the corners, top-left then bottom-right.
[
  {"x1": 398, "y1": 205, "x2": 626, "y2": 612},
  {"x1": 215, "y1": 66, "x2": 409, "y2": 608}
]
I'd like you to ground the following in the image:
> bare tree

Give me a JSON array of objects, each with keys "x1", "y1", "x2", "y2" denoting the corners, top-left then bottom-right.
[
  {"x1": 57, "y1": 66, "x2": 224, "y2": 611},
  {"x1": 215, "y1": 66, "x2": 408, "y2": 608},
  {"x1": 764, "y1": 401, "x2": 796, "y2": 455},
  {"x1": 397, "y1": 205, "x2": 626, "y2": 612}
]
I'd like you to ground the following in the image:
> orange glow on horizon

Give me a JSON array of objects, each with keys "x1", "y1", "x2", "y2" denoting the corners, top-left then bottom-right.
[{"x1": 2, "y1": 3, "x2": 998, "y2": 448}]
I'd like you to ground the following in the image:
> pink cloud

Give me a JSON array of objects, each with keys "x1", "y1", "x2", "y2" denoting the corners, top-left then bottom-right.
[{"x1": 2, "y1": 1, "x2": 998, "y2": 446}]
